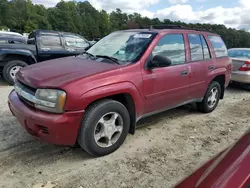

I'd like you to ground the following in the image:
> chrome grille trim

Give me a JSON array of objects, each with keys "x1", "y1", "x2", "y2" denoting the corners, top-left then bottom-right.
[{"x1": 14, "y1": 82, "x2": 56, "y2": 108}]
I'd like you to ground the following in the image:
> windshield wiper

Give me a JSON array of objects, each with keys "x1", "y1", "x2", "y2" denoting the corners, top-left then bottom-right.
[
  {"x1": 82, "y1": 51, "x2": 95, "y2": 58},
  {"x1": 95, "y1": 55, "x2": 121, "y2": 65}
]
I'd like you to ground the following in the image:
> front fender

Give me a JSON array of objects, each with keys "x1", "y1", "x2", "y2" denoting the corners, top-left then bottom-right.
[
  {"x1": 0, "y1": 49, "x2": 37, "y2": 64},
  {"x1": 66, "y1": 82, "x2": 144, "y2": 118}
]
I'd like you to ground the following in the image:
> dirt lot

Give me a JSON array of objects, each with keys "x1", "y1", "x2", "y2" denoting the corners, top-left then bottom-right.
[{"x1": 0, "y1": 79, "x2": 250, "y2": 188}]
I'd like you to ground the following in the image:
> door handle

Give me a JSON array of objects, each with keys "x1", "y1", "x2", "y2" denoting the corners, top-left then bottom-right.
[
  {"x1": 208, "y1": 65, "x2": 215, "y2": 71},
  {"x1": 180, "y1": 70, "x2": 189, "y2": 76},
  {"x1": 41, "y1": 47, "x2": 50, "y2": 52}
]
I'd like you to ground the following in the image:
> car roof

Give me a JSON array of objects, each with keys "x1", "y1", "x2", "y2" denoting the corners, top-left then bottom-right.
[
  {"x1": 228, "y1": 48, "x2": 250, "y2": 50},
  {"x1": 34, "y1": 30, "x2": 81, "y2": 36},
  {"x1": 0, "y1": 31, "x2": 23, "y2": 37},
  {"x1": 0, "y1": 35, "x2": 27, "y2": 43},
  {"x1": 117, "y1": 28, "x2": 218, "y2": 36},
  {"x1": 33, "y1": 30, "x2": 87, "y2": 39},
  {"x1": 0, "y1": 34, "x2": 26, "y2": 39}
]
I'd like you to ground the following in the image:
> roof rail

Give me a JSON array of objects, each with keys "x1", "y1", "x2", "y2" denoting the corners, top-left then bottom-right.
[
  {"x1": 139, "y1": 24, "x2": 210, "y2": 32},
  {"x1": 139, "y1": 25, "x2": 183, "y2": 29}
]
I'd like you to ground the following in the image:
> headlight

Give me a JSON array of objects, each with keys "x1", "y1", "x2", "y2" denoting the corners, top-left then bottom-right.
[{"x1": 35, "y1": 89, "x2": 66, "y2": 113}]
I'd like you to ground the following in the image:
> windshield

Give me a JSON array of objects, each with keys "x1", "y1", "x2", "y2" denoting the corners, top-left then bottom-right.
[
  {"x1": 87, "y1": 31, "x2": 156, "y2": 63},
  {"x1": 228, "y1": 49, "x2": 250, "y2": 59}
]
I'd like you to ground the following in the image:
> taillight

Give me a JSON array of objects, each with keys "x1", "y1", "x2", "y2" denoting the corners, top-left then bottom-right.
[{"x1": 239, "y1": 61, "x2": 250, "y2": 71}]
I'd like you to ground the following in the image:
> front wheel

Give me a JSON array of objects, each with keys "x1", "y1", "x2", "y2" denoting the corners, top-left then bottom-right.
[
  {"x1": 197, "y1": 81, "x2": 221, "y2": 113},
  {"x1": 3, "y1": 60, "x2": 28, "y2": 85},
  {"x1": 77, "y1": 99, "x2": 130, "y2": 157}
]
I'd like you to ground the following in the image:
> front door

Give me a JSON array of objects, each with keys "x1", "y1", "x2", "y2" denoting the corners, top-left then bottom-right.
[
  {"x1": 37, "y1": 32, "x2": 66, "y2": 62},
  {"x1": 142, "y1": 33, "x2": 191, "y2": 114}
]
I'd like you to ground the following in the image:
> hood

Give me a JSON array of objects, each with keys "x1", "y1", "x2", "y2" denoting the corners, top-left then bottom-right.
[{"x1": 16, "y1": 56, "x2": 119, "y2": 88}]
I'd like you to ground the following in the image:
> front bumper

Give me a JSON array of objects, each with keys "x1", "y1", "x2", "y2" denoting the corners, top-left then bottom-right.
[
  {"x1": 8, "y1": 90, "x2": 84, "y2": 145},
  {"x1": 231, "y1": 71, "x2": 250, "y2": 84}
]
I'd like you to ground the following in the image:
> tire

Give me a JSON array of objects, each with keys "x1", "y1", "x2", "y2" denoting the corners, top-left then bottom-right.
[
  {"x1": 3, "y1": 60, "x2": 28, "y2": 85},
  {"x1": 197, "y1": 81, "x2": 221, "y2": 113},
  {"x1": 242, "y1": 84, "x2": 250, "y2": 91},
  {"x1": 77, "y1": 99, "x2": 130, "y2": 157}
]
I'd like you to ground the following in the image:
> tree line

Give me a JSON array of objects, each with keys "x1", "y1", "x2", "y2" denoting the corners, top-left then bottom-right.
[{"x1": 0, "y1": 0, "x2": 250, "y2": 48}]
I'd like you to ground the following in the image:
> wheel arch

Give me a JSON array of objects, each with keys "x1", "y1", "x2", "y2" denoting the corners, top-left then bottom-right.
[
  {"x1": 86, "y1": 93, "x2": 137, "y2": 134},
  {"x1": 1, "y1": 54, "x2": 36, "y2": 65},
  {"x1": 76, "y1": 82, "x2": 144, "y2": 135},
  {"x1": 211, "y1": 74, "x2": 225, "y2": 99}
]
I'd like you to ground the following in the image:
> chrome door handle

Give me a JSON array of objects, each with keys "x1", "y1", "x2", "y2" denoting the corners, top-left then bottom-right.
[
  {"x1": 41, "y1": 47, "x2": 50, "y2": 52},
  {"x1": 181, "y1": 70, "x2": 189, "y2": 76}
]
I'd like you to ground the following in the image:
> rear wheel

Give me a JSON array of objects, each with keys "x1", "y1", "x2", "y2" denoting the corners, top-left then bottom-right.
[
  {"x1": 242, "y1": 84, "x2": 250, "y2": 91},
  {"x1": 197, "y1": 81, "x2": 221, "y2": 113},
  {"x1": 77, "y1": 99, "x2": 130, "y2": 157},
  {"x1": 3, "y1": 60, "x2": 28, "y2": 85}
]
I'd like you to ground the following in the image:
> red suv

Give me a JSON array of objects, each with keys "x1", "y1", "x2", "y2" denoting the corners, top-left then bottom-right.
[{"x1": 8, "y1": 26, "x2": 232, "y2": 156}]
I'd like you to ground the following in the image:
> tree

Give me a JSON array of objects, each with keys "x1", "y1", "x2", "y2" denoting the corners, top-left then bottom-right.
[
  {"x1": 7, "y1": 0, "x2": 28, "y2": 32},
  {"x1": 99, "y1": 10, "x2": 110, "y2": 36},
  {"x1": 1, "y1": 0, "x2": 250, "y2": 48},
  {"x1": 110, "y1": 8, "x2": 128, "y2": 31},
  {"x1": 0, "y1": 0, "x2": 8, "y2": 27}
]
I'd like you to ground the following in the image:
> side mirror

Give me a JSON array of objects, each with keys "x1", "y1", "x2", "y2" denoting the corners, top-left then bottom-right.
[{"x1": 148, "y1": 55, "x2": 172, "y2": 69}]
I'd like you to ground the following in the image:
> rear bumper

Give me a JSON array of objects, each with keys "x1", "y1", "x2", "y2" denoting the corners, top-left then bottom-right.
[
  {"x1": 8, "y1": 90, "x2": 84, "y2": 145},
  {"x1": 231, "y1": 71, "x2": 250, "y2": 84}
]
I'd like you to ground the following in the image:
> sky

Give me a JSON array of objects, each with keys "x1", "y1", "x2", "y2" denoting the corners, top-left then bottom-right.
[{"x1": 32, "y1": 0, "x2": 250, "y2": 30}]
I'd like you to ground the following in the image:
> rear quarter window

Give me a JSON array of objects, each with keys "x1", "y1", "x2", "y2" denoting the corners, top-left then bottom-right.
[{"x1": 208, "y1": 36, "x2": 228, "y2": 58}]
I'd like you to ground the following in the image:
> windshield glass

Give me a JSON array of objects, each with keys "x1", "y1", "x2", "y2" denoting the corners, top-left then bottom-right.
[
  {"x1": 228, "y1": 49, "x2": 250, "y2": 59},
  {"x1": 87, "y1": 31, "x2": 156, "y2": 63}
]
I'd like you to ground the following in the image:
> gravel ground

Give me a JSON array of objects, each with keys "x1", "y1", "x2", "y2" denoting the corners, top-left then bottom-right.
[{"x1": 0, "y1": 79, "x2": 249, "y2": 188}]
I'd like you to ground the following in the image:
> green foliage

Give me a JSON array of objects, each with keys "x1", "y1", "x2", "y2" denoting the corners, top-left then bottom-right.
[{"x1": 2, "y1": 0, "x2": 250, "y2": 47}]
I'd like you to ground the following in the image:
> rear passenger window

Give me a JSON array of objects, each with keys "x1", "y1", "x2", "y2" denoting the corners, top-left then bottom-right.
[
  {"x1": 188, "y1": 34, "x2": 203, "y2": 61},
  {"x1": 152, "y1": 34, "x2": 185, "y2": 65},
  {"x1": 41, "y1": 33, "x2": 61, "y2": 46},
  {"x1": 201, "y1": 35, "x2": 211, "y2": 59},
  {"x1": 64, "y1": 35, "x2": 89, "y2": 48},
  {"x1": 208, "y1": 36, "x2": 228, "y2": 58}
]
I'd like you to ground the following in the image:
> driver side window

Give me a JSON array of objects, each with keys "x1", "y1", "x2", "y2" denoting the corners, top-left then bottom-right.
[{"x1": 152, "y1": 34, "x2": 185, "y2": 66}]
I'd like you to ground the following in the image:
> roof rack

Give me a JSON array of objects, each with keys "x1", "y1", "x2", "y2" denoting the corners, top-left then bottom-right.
[{"x1": 139, "y1": 25, "x2": 210, "y2": 32}]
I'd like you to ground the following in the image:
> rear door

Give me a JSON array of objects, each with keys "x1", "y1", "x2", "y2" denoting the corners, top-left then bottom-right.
[
  {"x1": 142, "y1": 33, "x2": 191, "y2": 114},
  {"x1": 63, "y1": 34, "x2": 90, "y2": 55},
  {"x1": 37, "y1": 32, "x2": 66, "y2": 62},
  {"x1": 187, "y1": 34, "x2": 214, "y2": 100}
]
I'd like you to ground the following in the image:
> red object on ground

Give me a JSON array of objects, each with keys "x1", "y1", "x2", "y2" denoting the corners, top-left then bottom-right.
[{"x1": 175, "y1": 129, "x2": 250, "y2": 188}]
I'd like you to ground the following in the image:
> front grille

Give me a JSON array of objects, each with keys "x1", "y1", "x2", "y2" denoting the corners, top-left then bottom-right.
[
  {"x1": 19, "y1": 95, "x2": 35, "y2": 108},
  {"x1": 16, "y1": 79, "x2": 37, "y2": 107},
  {"x1": 17, "y1": 80, "x2": 36, "y2": 95}
]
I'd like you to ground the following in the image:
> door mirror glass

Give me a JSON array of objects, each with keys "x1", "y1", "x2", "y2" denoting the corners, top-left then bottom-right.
[{"x1": 149, "y1": 55, "x2": 172, "y2": 68}]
